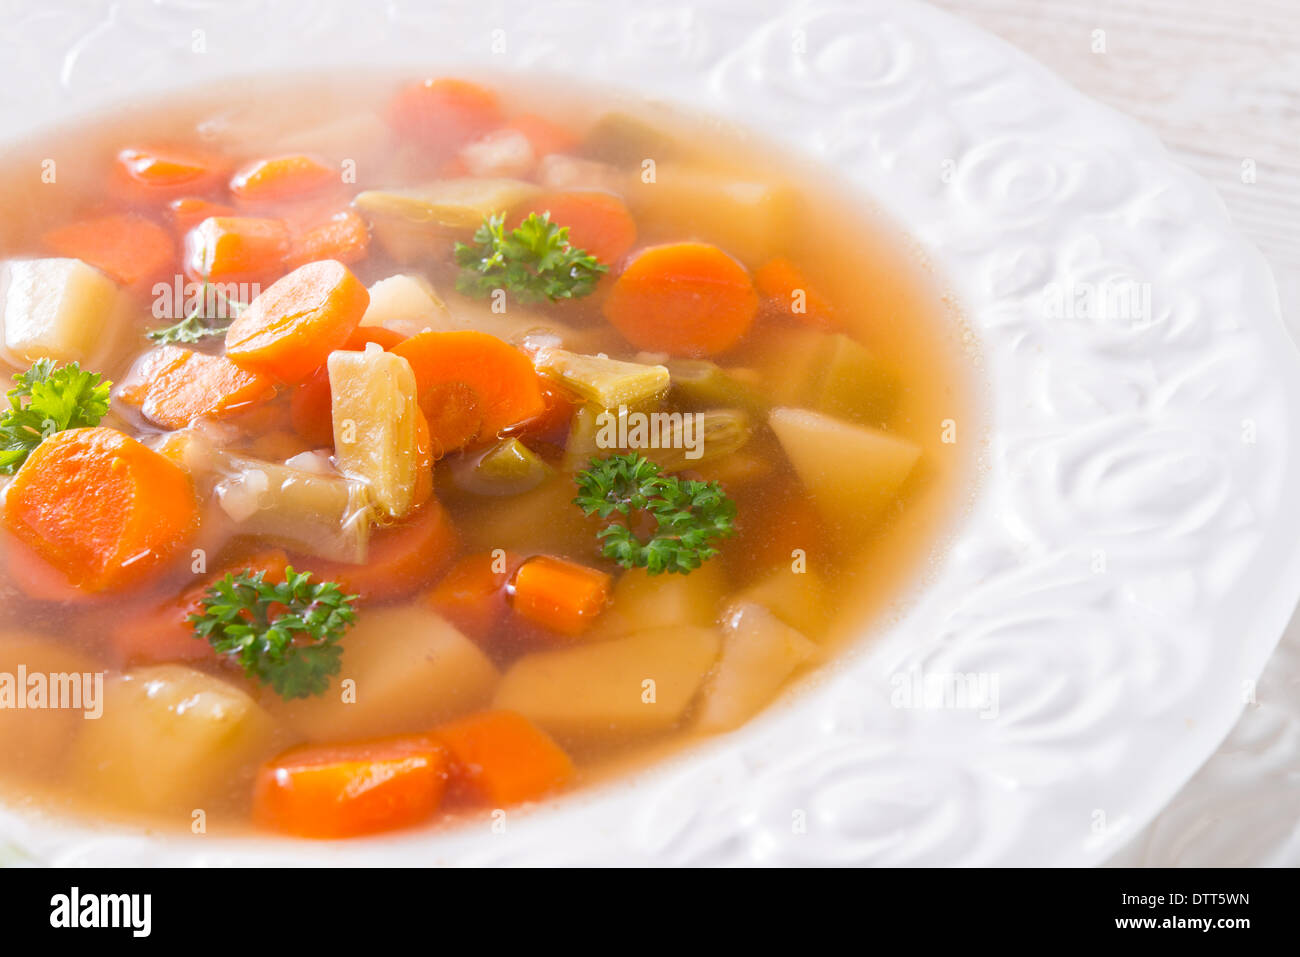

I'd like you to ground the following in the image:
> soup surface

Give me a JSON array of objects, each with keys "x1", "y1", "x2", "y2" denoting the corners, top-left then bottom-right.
[{"x1": 0, "y1": 74, "x2": 975, "y2": 838}]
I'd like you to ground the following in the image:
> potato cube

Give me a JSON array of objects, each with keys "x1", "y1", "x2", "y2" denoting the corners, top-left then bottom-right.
[
  {"x1": 595, "y1": 562, "x2": 728, "y2": 637},
  {"x1": 0, "y1": 258, "x2": 124, "y2": 368},
  {"x1": 361, "y1": 273, "x2": 451, "y2": 336}
]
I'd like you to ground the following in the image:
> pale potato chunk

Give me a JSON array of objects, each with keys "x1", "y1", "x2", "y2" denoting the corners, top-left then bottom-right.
[
  {"x1": 271, "y1": 606, "x2": 499, "y2": 741},
  {"x1": 0, "y1": 258, "x2": 124, "y2": 368},
  {"x1": 627, "y1": 166, "x2": 796, "y2": 267},
  {"x1": 361, "y1": 274, "x2": 451, "y2": 336},
  {"x1": 696, "y1": 602, "x2": 818, "y2": 733},
  {"x1": 769, "y1": 407, "x2": 922, "y2": 536},
  {"x1": 274, "y1": 111, "x2": 388, "y2": 162},
  {"x1": 329, "y1": 345, "x2": 423, "y2": 520},
  {"x1": 0, "y1": 632, "x2": 101, "y2": 780},
  {"x1": 70, "y1": 664, "x2": 275, "y2": 813},
  {"x1": 595, "y1": 562, "x2": 728, "y2": 637},
  {"x1": 493, "y1": 626, "x2": 720, "y2": 740},
  {"x1": 738, "y1": 564, "x2": 830, "y2": 640}
]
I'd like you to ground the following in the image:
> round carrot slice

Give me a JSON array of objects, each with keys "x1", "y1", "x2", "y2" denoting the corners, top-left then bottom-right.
[
  {"x1": 225, "y1": 259, "x2": 370, "y2": 384},
  {"x1": 602, "y1": 242, "x2": 759, "y2": 357}
]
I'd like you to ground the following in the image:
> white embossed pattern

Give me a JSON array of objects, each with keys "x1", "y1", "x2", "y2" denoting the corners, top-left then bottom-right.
[{"x1": 0, "y1": 0, "x2": 1298, "y2": 866}]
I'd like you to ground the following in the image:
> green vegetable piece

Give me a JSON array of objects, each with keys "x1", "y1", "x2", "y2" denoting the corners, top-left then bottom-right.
[
  {"x1": 189, "y1": 565, "x2": 358, "y2": 700},
  {"x1": 760, "y1": 328, "x2": 899, "y2": 426},
  {"x1": 453, "y1": 437, "x2": 555, "y2": 497},
  {"x1": 639, "y1": 408, "x2": 752, "y2": 473},
  {"x1": 537, "y1": 348, "x2": 669, "y2": 407},
  {"x1": 579, "y1": 112, "x2": 689, "y2": 167},
  {"x1": 665, "y1": 359, "x2": 769, "y2": 417},
  {"x1": 353, "y1": 179, "x2": 541, "y2": 229},
  {"x1": 0, "y1": 359, "x2": 111, "y2": 474},
  {"x1": 572, "y1": 453, "x2": 736, "y2": 575},
  {"x1": 147, "y1": 283, "x2": 248, "y2": 345},
  {"x1": 454, "y1": 212, "x2": 608, "y2": 304}
]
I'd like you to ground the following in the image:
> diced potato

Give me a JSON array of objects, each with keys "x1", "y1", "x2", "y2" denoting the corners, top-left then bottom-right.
[
  {"x1": 769, "y1": 407, "x2": 922, "y2": 536},
  {"x1": 594, "y1": 562, "x2": 728, "y2": 637},
  {"x1": 213, "y1": 453, "x2": 371, "y2": 563},
  {"x1": 493, "y1": 626, "x2": 720, "y2": 741},
  {"x1": 270, "y1": 606, "x2": 499, "y2": 741},
  {"x1": 536, "y1": 348, "x2": 669, "y2": 407},
  {"x1": 455, "y1": 474, "x2": 605, "y2": 561},
  {"x1": 451, "y1": 437, "x2": 554, "y2": 496},
  {"x1": 361, "y1": 273, "x2": 451, "y2": 335},
  {"x1": 696, "y1": 602, "x2": 818, "y2": 732},
  {"x1": 757, "y1": 328, "x2": 899, "y2": 426},
  {"x1": 0, "y1": 632, "x2": 101, "y2": 780},
  {"x1": 353, "y1": 178, "x2": 540, "y2": 261},
  {"x1": 329, "y1": 345, "x2": 423, "y2": 520},
  {"x1": 0, "y1": 258, "x2": 125, "y2": 369},
  {"x1": 627, "y1": 166, "x2": 797, "y2": 267},
  {"x1": 738, "y1": 564, "x2": 831, "y2": 640},
  {"x1": 70, "y1": 664, "x2": 276, "y2": 813}
]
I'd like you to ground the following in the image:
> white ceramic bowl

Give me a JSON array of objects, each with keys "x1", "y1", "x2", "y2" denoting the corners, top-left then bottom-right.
[{"x1": 2, "y1": 0, "x2": 1299, "y2": 866}]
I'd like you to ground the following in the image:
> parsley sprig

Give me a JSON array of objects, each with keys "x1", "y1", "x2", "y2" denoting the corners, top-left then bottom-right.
[
  {"x1": 573, "y1": 454, "x2": 736, "y2": 575},
  {"x1": 454, "y1": 211, "x2": 607, "y2": 304},
  {"x1": 147, "y1": 283, "x2": 249, "y2": 344},
  {"x1": 189, "y1": 566, "x2": 358, "y2": 700},
  {"x1": 0, "y1": 359, "x2": 111, "y2": 474}
]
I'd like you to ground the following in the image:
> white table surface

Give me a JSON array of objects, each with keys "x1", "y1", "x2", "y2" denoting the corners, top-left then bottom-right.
[{"x1": 932, "y1": 0, "x2": 1300, "y2": 867}]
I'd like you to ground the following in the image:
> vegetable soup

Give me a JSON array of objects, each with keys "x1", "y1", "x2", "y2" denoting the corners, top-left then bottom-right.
[{"x1": 0, "y1": 73, "x2": 977, "y2": 838}]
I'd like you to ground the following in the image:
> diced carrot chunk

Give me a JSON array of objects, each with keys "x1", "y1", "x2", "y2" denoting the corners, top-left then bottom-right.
[
  {"x1": 517, "y1": 190, "x2": 637, "y2": 264},
  {"x1": 185, "y1": 215, "x2": 290, "y2": 289},
  {"x1": 310, "y1": 499, "x2": 457, "y2": 604},
  {"x1": 112, "y1": 145, "x2": 228, "y2": 203},
  {"x1": 287, "y1": 209, "x2": 370, "y2": 268},
  {"x1": 753, "y1": 256, "x2": 838, "y2": 330},
  {"x1": 510, "y1": 555, "x2": 611, "y2": 637},
  {"x1": 427, "y1": 551, "x2": 525, "y2": 643},
  {"x1": 168, "y1": 197, "x2": 236, "y2": 234},
  {"x1": 230, "y1": 154, "x2": 337, "y2": 203},
  {"x1": 387, "y1": 78, "x2": 504, "y2": 156},
  {"x1": 118, "y1": 345, "x2": 276, "y2": 430},
  {"x1": 435, "y1": 710, "x2": 574, "y2": 806},
  {"x1": 42, "y1": 214, "x2": 175, "y2": 287}
]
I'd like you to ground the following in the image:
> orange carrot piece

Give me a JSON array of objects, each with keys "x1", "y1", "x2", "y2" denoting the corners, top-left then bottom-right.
[
  {"x1": 603, "y1": 242, "x2": 758, "y2": 357},
  {"x1": 427, "y1": 550, "x2": 525, "y2": 643},
  {"x1": 310, "y1": 497, "x2": 454, "y2": 604},
  {"x1": 185, "y1": 215, "x2": 290, "y2": 289},
  {"x1": 168, "y1": 196, "x2": 235, "y2": 234},
  {"x1": 387, "y1": 78, "x2": 504, "y2": 156},
  {"x1": 753, "y1": 256, "x2": 838, "y2": 330},
  {"x1": 225, "y1": 259, "x2": 369, "y2": 384},
  {"x1": 5, "y1": 535, "x2": 103, "y2": 606},
  {"x1": 420, "y1": 381, "x2": 483, "y2": 458},
  {"x1": 435, "y1": 710, "x2": 574, "y2": 807},
  {"x1": 518, "y1": 190, "x2": 637, "y2": 264},
  {"x1": 506, "y1": 113, "x2": 579, "y2": 157},
  {"x1": 111, "y1": 550, "x2": 288, "y2": 667},
  {"x1": 391, "y1": 331, "x2": 544, "y2": 447},
  {"x1": 513, "y1": 376, "x2": 577, "y2": 445},
  {"x1": 2, "y1": 427, "x2": 199, "y2": 592},
  {"x1": 230, "y1": 154, "x2": 337, "y2": 203},
  {"x1": 117, "y1": 345, "x2": 276, "y2": 430},
  {"x1": 288, "y1": 325, "x2": 409, "y2": 446},
  {"x1": 112, "y1": 145, "x2": 228, "y2": 203},
  {"x1": 287, "y1": 209, "x2": 370, "y2": 268},
  {"x1": 42, "y1": 213, "x2": 175, "y2": 287},
  {"x1": 253, "y1": 734, "x2": 449, "y2": 838},
  {"x1": 509, "y1": 555, "x2": 611, "y2": 637}
]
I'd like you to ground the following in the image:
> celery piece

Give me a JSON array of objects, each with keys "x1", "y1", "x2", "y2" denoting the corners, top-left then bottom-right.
[
  {"x1": 579, "y1": 112, "x2": 690, "y2": 167},
  {"x1": 536, "y1": 348, "x2": 669, "y2": 407},
  {"x1": 328, "y1": 346, "x2": 423, "y2": 520},
  {"x1": 451, "y1": 437, "x2": 554, "y2": 497},
  {"x1": 638, "y1": 408, "x2": 752, "y2": 473},
  {"x1": 214, "y1": 453, "x2": 371, "y2": 564},
  {"x1": 666, "y1": 359, "x2": 769, "y2": 417}
]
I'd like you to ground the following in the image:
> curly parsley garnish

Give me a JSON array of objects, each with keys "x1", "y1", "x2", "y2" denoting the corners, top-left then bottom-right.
[
  {"x1": 454, "y1": 211, "x2": 607, "y2": 304},
  {"x1": 573, "y1": 453, "x2": 736, "y2": 575},
  {"x1": 189, "y1": 566, "x2": 358, "y2": 700},
  {"x1": 147, "y1": 283, "x2": 249, "y2": 344},
  {"x1": 0, "y1": 359, "x2": 111, "y2": 474}
]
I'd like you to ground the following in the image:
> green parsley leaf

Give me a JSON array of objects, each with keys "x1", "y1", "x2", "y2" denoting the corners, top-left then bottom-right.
[
  {"x1": 454, "y1": 211, "x2": 608, "y2": 304},
  {"x1": 147, "y1": 283, "x2": 248, "y2": 344},
  {"x1": 0, "y1": 359, "x2": 111, "y2": 474},
  {"x1": 188, "y1": 565, "x2": 358, "y2": 700},
  {"x1": 573, "y1": 453, "x2": 736, "y2": 574}
]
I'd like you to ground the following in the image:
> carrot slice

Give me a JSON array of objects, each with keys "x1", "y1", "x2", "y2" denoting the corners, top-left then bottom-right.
[
  {"x1": 112, "y1": 145, "x2": 228, "y2": 203},
  {"x1": 310, "y1": 498, "x2": 455, "y2": 603},
  {"x1": 111, "y1": 550, "x2": 288, "y2": 666},
  {"x1": 168, "y1": 197, "x2": 235, "y2": 235},
  {"x1": 518, "y1": 190, "x2": 637, "y2": 264},
  {"x1": 753, "y1": 256, "x2": 838, "y2": 330},
  {"x1": 510, "y1": 555, "x2": 611, "y2": 637},
  {"x1": 225, "y1": 260, "x2": 369, "y2": 384},
  {"x1": 42, "y1": 213, "x2": 175, "y2": 287},
  {"x1": 435, "y1": 710, "x2": 574, "y2": 807},
  {"x1": 288, "y1": 326, "x2": 409, "y2": 446},
  {"x1": 230, "y1": 154, "x2": 336, "y2": 203},
  {"x1": 427, "y1": 550, "x2": 525, "y2": 643},
  {"x1": 603, "y1": 242, "x2": 758, "y2": 357},
  {"x1": 387, "y1": 78, "x2": 504, "y2": 155},
  {"x1": 117, "y1": 345, "x2": 276, "y2": 430},
  {"x1": 391, "y1": 331, "x2": 544, "y2": 448},
  {"x1": 287, "y1": 209, "x2": 370, "y2": 268},
  {"x1": 420, "y1": 381, "x2": 483, "y2": 458},
  {"x1": 2, "y1": 427, "x2": 199, "y2": 592},
  {"x1": 506, "y1": 113, "x2": 579, "y2": 157},
  {"x1": 185, "y1": 215, "x2": 290, "y2": 289},
  {"x1": 253, "y1": 734, "x2": 449, "y2": 838}
]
